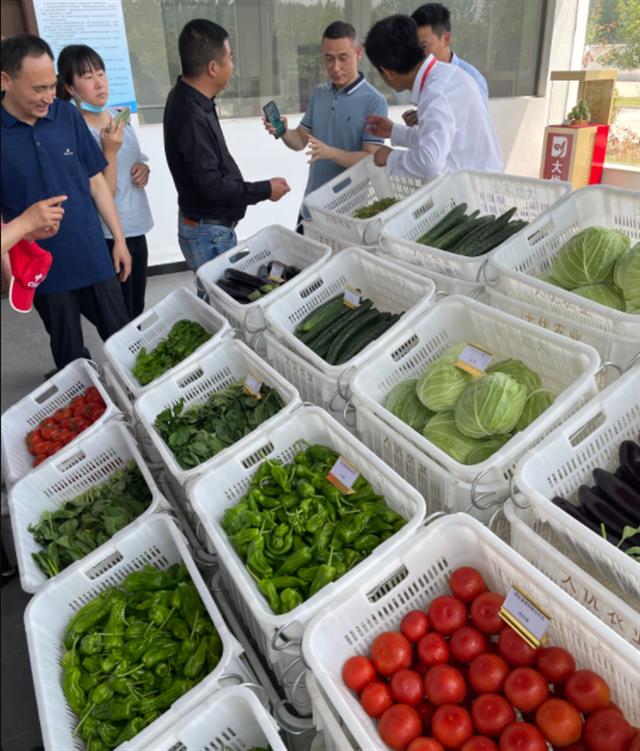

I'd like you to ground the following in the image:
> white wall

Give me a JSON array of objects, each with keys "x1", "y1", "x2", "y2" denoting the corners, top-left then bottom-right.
[{"x1": 135, "y1": 0, "x2": 590, "y2": 267}]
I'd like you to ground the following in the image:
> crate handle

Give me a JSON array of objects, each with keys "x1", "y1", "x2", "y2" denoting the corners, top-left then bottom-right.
[
  {"x1": 343, "y1": 398, "x2": 357, "y2": 429},
  {"x1": 229, "y1": 247, "x2": 251, "y2": 264},
  {"x1": 481, "y1": 259, "x2": 500, "y2": 288},
  {"x1": 487, "y1": 505, "x2": 506, "y2": 533},
  {"x1": 250, "y1": 331, "x2": 268, "y2": 358},
  {"x1": 243, "y1": 305, "x2": 267, "y2": 334},
  {"x1": 54, "y1": 449, "x2": 87, "y2": 473},
  {"x1": 271, "y1": 621, "x2": 303, "y2": 651},
  {"x1": 362, "y1": 217, "x2": 383, "y2": 246},
  {"x1": 331, "y1": 175, "x2": 352, "y2": 194},
  {"x1": 176, "y1": 364, "x2": 205, "y2": 389},
  {"x1": 273, "y1": 698, "x2": 314, "y2": 731},
  {"x1": 136, "y1": 310, "x2": 159, "y2": 332},
  {"x1": 470, "y1": 468, "x2": 504, "y2": 510},
  {"x1": 32, "y1": 380, "x2": 60, "y2": 404},
  {"x1": 365, "y1": 563, "x2": 410, "y2": 603},
  {"x1": 390, "y1": 333, "x2": 420, "y2": 362},
  {"x1": 626, "y1": 353, "x2": 640, "y2": 371},
  {"x1": 508, "y1": 475, "x2": 530, "y2": 510}
]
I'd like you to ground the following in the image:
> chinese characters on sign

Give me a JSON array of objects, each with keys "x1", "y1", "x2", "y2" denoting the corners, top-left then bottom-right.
[{"x1": 542, "y1": 133, "x2": 575, "y2": 182}]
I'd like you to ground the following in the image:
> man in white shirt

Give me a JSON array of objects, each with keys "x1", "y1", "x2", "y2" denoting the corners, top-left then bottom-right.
[{"x1": 364, "y1": 15, "x2": 503, "y2": 180}]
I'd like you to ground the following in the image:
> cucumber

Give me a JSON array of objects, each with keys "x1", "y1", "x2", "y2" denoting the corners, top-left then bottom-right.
[
  {"x1": 461, "y1": 220, "x2": 527, "y2": 257},
  {"x1": 451, "y1": 215, "x2": 497, "y2": 254},
  {"x1": 295, "y1": 294, "x2": 345, "y2": 333},
  {"x1": 418, "y1": 203, "x2": 468, "y2": 245},
  {"x1": 335, "y1": 314, "x2": 400, "y2": 364},
  {"x1": 306, "y1": 300, "x2": 373, "y2": 356},
  {"x1": 434, "y1": 215, "x2": 487, "y2": 250},
  {"x1": 299, "y1": 305, "x2": 352, "y2": 345},
  {"x1": 325, "y1": 309, "x2": 383, "y2": 364}
]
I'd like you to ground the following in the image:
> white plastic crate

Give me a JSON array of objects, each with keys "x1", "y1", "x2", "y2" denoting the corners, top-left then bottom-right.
[
  {"x1": 302, "y1": 154, "x2": 427, "y2": 245},
  {"x1": 24, "y1": 513, "x2": 243, "y2": 751},
  {"x1": 350, "y1": 295, "x2": 601, "y2": 486},
  {"x1": 301, "y1": 219, "x2": 376, "y2": 255},
  {"x1": 501, "y1": 500, "x2": 640, "y2": 648},
  {"x1": 196, "y1": 224, "x2": 331, "y2": 341},
  {"x1": 188, "y1": 405, "x2": 425, "y2": 713},
  {"x1": 8, "y1": 420, "x2": 165, "y2": 593},
  {"x1": 486, "y1": 185, "x2": 640, "y2": 336},
  {"x1": 127, "y1": 685, "x2": 287, "y2": 751},
  {"x1": 380, "y1": 169, "x2": 572, "y2": 282},
  {"x1": 1, "y1": 358, "x2": 119, "y2": 487},
  {"x1": 307, "y1": 673, "x2": 355, "y2": 751},
  {"x1": 103, "y1": 286, "x2": 232, "y2": 404},
  {"x1": 263, "y1": 247, "x2": 435, "y2": 380},
  {"x1": 134, "y1": 338, "x2": 301, "y2": 488},
  {"x1": 486, "y1": 286, "x2": 639, "y2": 371},
  {"x1": 303, "y1": 514, "x2": 640, "y2": 751},
  {"x1": 515, "y1": 364, "x2": 640, "y2": 602}
]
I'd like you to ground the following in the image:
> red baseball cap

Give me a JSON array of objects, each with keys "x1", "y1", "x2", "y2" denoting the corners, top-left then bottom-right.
[{"x1": 8, "y1": 239, "x2": 53, "y2": 313}]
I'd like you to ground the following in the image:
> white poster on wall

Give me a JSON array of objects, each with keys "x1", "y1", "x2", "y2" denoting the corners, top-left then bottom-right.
[{"x1": 33, "y1": 0, "x2": 137, "y2": 111}]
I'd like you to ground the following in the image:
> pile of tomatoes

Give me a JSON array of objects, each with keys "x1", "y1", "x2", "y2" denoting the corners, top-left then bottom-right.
[
  {"x1": 25, "y1": 386, "x2": 106, "y2": 467},
  {"x1": 342, "y1": 566, "x2": 636, "y2": 751}
]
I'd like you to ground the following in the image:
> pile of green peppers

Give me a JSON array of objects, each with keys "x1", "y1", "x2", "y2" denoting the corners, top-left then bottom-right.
[
  {"x1": 221, "y1": 443, "x2": 406, "y2": 615},
  {"x1": 60, "y1": 563, "x2": 222, "y2": 751}
]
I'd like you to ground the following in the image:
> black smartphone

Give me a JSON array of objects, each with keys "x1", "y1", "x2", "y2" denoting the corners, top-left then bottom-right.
[{"x1": 263, "y1": 100, "x2": 286, "y2": 139}]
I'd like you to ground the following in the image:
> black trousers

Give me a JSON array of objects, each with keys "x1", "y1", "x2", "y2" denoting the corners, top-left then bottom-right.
[
  {"x1": 106, "y1": 234, "x2": 148, "y2": 320},
  {"x1": 33, "y1": 276, "x2": 130, "y2": 370},
  {"x1": 296, "y1": 212, "x2": 305, "y2": 236}
]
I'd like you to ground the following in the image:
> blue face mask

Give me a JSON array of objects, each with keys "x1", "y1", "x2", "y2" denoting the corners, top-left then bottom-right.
[{"x1": 77, "y1": 99, "x2": 107, "y2": 113}]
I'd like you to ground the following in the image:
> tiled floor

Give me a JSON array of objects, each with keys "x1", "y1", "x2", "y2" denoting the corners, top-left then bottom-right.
[{"x1": 0, "y1": 270, "x2": 194, "y2": 751}]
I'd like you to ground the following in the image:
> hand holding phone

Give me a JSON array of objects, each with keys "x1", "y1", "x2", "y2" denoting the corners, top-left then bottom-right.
[
  {"x1": 112, "y1": 106, "x2": 131, "y2": 126},
  {"x1": 263, "y1": 100, "x2": 286, "y2": 139}
]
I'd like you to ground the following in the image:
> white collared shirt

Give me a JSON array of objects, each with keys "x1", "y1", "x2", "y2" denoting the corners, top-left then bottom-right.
[{"x1": 387, "y1": 55, "x2": 503, "y2": 180}]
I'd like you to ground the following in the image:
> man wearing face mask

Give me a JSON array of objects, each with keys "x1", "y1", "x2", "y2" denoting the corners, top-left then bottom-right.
[{"x1": 1, "y1": 34, "x2": 131, "y2": 375}]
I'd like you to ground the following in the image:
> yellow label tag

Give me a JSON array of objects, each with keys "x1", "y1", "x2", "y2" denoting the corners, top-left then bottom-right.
[
  {"x1": 499, "y1": 585, "x2": 552, "y2": 649},
  {"x1": 455, "y1": 343, "x2": 493, "y2": 377},
  {"x1": 243, "y1": 372, "x2": 263, "y2": 399},
  {"x1": 327, "y1": 456, "x2": 359, "y2": 494},
  {"x1": 343, "y1": 286, "x2": 362, "y2": 309}
]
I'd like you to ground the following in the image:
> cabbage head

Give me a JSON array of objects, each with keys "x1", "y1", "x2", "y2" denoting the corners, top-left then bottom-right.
[
  {"x1": 416, "y1": 346, "x2": 473, "y2": 412},
  {"x1": 422, "y1": 412, "x2": 486, "y2": 464},
  {"x1": 550, "y1": 227, "x2": 630, "y2": 289},
  {"x1": 385, "y1": 379, "x2": 434, "y2": 432},
  {"x1": 573, "y1": 283, "x2": 625, "y2": 311},
  {"x1": 538, "y1": 271, "x2": 565, "y2": 289},
  {"x1": 515, "y1": 389, "x2": 555, "y2": 432},
  {"x1": 613, "y1": 244, "x2": 640, "y2": 313},
  {"x1": 454, "y1": 373, "x2": 527, "y2": 438},
  {"x1": 465, "y1": 434, "x2": 512, "y2": 465},
  {"x1": 486, "y1": 359, "x2": 542, "y2": 395}
]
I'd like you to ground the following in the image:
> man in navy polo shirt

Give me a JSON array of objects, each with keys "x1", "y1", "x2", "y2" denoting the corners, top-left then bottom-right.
[
  {"x1": 263, "y1": 21, "x2": 387, "y2": 226},
  {"x1": 1, "y1": 35, "x2": 131, "y2": 374}
]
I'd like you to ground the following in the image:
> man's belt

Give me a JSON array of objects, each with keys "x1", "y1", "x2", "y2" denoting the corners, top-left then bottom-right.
[{"x1": 181, "y1": 215, "x2": 237, "y2": 229}]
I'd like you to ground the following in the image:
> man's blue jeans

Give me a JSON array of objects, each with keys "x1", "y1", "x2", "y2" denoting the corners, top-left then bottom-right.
[{"x1": 177, "y1": 214, "x2": 237, "y2": 299}]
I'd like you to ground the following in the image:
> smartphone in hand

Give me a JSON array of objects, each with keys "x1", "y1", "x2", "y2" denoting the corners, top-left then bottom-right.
[
  {"x1": 263, "y1": 100, "x2": 286, "y2": 139},
  {"x1": 112, "y1": 106, "x2": 131, "y2": 126}
]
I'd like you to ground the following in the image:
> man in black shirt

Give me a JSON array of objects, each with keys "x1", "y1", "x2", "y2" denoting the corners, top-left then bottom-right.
[{"x1": 164, "y1": 19, "x2": 290, "y2": 293}]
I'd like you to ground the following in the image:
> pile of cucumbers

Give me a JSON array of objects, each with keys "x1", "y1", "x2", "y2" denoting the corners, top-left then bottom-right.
[
  {"x1": 417, "y1": 202, "x2": 527, "y2": 257},
  {"x1": 294, "y1": 294, "x2": 401, "y2": 366}
]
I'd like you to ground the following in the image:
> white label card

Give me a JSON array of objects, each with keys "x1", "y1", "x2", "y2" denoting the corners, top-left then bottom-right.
[
  {"x1": 327, "y1": 456, "x2": 359, "y2": 494},
  {"x1": 455, "y1": 344, "x2": 493, "y2": 377},
  {"x1": 269, "y1": 262, "x2": 285, "y2": 283},
  {"x1": 243, "y1": 372, "x2": 263, "y2": 399},
  {"x1": 500, "y1": 586, "x2": 551, "y2": 646},
  {"x1": 343, "y1": 286, "x2": 361, "y2": 309}
]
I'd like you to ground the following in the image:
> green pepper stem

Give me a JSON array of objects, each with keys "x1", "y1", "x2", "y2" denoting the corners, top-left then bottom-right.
[{"x1": 71, "y1": 701, "x2": 96, "y2": 737}]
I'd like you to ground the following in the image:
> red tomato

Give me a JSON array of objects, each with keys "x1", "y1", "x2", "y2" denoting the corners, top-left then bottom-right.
[
  {"x1": 26, "y1": 428, "x2": 42, "y2": 445},
  {"x1": 40, "y1": 427, "x2": 57, "y2": 441},
  {"x1": 371, "y1": 632, "x2": 413, "y2": 677},
  {"x1": 415, "y1": 701, "x2": 436, "y2": 734},
  {"x1": 342, "y1": 655, "x2": 377, "y2": 693},
  {"x1": 584, "y1": 708, "x2": 633, "y2": 751},
  {"x1": 401, "y1": 610, "x2": 430, "y2": 643},
  {"x1": 88, "y1": 403, "x2": 106, "y2": 422},
  {"x1": 504, "y1": 668, "x2": 549, "y2": 713},
  {"x1": 414, "y1": 660, "x2": 429, "y2": 677},
  {"x1": 425, "y1": 665, "x2": 467, "y2": 706},
  {"x1": 418, "y1": 633, "x2": 450, "y2": 667},
  {"x1": 535, "y1": 698, "x2": 583, "y2": 747},
  {"x1": 27, "y1": 442, "x2": 41, "y2": 457},
  {"x1": 561, "y1": 742, "x2": 589, "y2": 751},
  {"x1": 392, "y1": 669, "x2": 426, "y2": 707},
  {"x1": 46, "y1": 441, "x2": 64, "y2": 456},
  {"x1": 449, "y1": 567, "x2": 488, "y2": 603},
  {"x1": 471, "y1": 694, "x2": 516, "y2": 738},
  {"x1": 69, "y1": 395, "x2": 87, "y2": 410},
  {"x1": 498, "y1": 722, "x2": 547, "y2": 751},
  {"x1": 84, "y1": 386, "x2": 103, "y2": 404},
  {"x1": 470, "y1": 592, "x2": 505, "y2": 635},
  {"x1": 563, "y1": 670, "x2": 610, "y2": 714},
  {"x1": 469, "y1": 653, "x2": 510, "y2": 694},
  {"x1": 379, "y1": 704, "x2": 423, "y2": 751},
  {"x1": 535, "y1": 646, "x2": 576, "y2": 686},
  {"x1": 450, "y1": 626, "x2": 489, "y2": 664},
  {"x1": 407, "y1": 738, "x2": 444, "y2": 751},
  {"x1": 429, "y1": 595, "x2": 468, "y2": 636},
  {"x1": 39, "y1": 417, "x2": 58, "y2": 431},
  {"x1": 75, "y1": 418, "x2": 91, "y2": 432},
  {"x1": 432, "y1": 704, "x2": 473, "y2": 749},
  {"x1": 33, "y1": 455, "x2": 48, "y2": 466},
  {"x1": 58, "y1": 430, "x2": 76, "y2": 445},
  {"x1": 361, "y1": 680, "x2": 394, "y2": 718},
  {"x1": 53, "y1": 407, "x2": 73, "y2": 423},
  {"x1": 497, "y1": 629, "x2": 538, "y2": 668},
  {"x1": 606, "y1": 702, "x2": 624, "y2": 715},
  {"x1": 630, "y1": 735, "x2": 640, "y2": 751},
  {"x1": 462, "y1": 738, "x2": 499, "y2": 751}
]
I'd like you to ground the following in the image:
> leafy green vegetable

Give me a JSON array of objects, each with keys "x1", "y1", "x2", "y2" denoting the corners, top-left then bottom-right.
[
  {"x1": 416, "y1": 346, "x2": 473, "y2": 412},
  {"x1": 573, "y1": 283, "x2": 625, "y2": 311},
  {"x1": 537, "y1": 271, "x2": 565, "y2": 288},
  {"x1": 486, "y1": 359, "x2": 542, "y2": 395},
  {"x1": 353, "y1": 197, "x2": 398, "y2": 219},
  {"x1": 154, "y1": 383, "x2": 285, "y2": 470},
  {"x1": 550, "y1": 227, "x2": 630, "y2": 289},
  {"x1": 422, "y1": 412, "x2": 486, "y2": 463},
  {"x1": 613, "y1": 243, "x2": 640, "y2": 313},
  {"x1": 28, "y1": 463, "x2": 152, "y2": 579},
  {"x1": 385, "y1": 379, "x2": 433, "y2": 431},
  {"x1": 465, "y1": 434, "x2": 512, "y2": 464},
  {"x1": 515, "y1": 388, "x2": 555, "y2": 432},
  {"x1": 132, "y1": 320, "x2": 212, "y2": 387},
  {"x1": 454, "y1": 373, "x2": 527, "y2": 439}
]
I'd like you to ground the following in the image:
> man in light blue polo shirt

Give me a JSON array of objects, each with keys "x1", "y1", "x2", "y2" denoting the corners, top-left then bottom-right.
[{"x1": 263, "y1": 21, "x2": 387, "y2": 225}]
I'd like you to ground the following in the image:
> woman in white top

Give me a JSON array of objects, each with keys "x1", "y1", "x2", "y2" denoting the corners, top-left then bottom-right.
[{"x1": 57, "y1": 45, "x2": 153, "y2": 319}]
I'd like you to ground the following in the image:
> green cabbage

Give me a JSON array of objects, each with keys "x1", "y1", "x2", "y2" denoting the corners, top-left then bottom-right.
[
  {"x1": 515, "y1": 389, "x2": 555, "y2": 432},
  {"x1": 454, "y1": 373, "x2": 527, "y2": 438},
  {"x1": 550, "y1": 227, "x2": 630, "y2": 288},
  {"x1": 613, "y1": 244, "x2": 640, "y2": 313},
  {"x1": 573, "y1": 283, "x2": 625, "y2": 311},
  {"x1": 486, "y1": 359, "x2": 542, "y2": 395},
  {"x1": 538, "y1": 272, "x2": 565, "y2": 288},
  {"x1": 465, "y1": 434, "x2": 513, "y2": 465},
  {"x1": 385, "y1": 379, "x2": 434, "y2": 431},
  {"x1": 422, "y1": 412, "x2": 485, "y2": 464},
  {"x1": 416, "y1": 346, "x2": 473, "y2": 412}
]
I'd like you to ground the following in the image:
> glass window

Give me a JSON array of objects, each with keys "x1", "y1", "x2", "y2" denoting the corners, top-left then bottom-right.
[{"x1": 122, "y1": 0, "x2": 547, "y2": 124}]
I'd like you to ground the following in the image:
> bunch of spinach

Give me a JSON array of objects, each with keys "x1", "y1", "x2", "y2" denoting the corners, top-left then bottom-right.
[
  {"x1": 132, "y1": 320, "x2": 212, "y2": 386},
  {"x1": 29, "y1": 463, "x2": 152, "y2": 579},
  {"x1": 154, "y1": 382, "x2": 285, "y2": 470}
]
